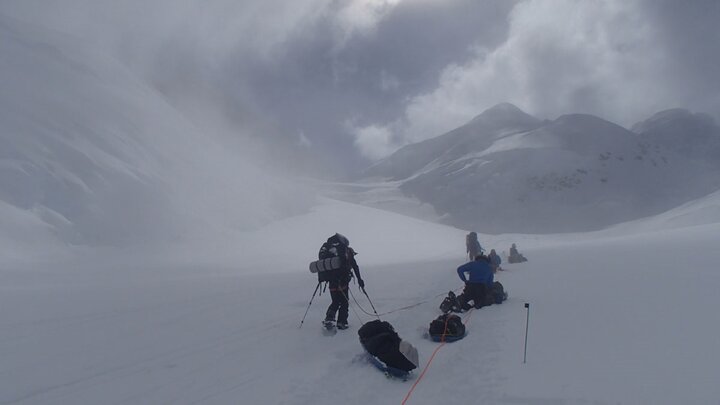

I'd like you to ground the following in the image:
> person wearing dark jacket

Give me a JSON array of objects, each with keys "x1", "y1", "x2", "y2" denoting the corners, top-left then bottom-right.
[
  {"x1": 466, "y1": 232, "x2": 482, "y2": 261},
  {"x1": 488, "y1": 249, "x2": 502, "y2": 273},
  {"x1": 508, "y1": 243, "x2": 528, "y2": 263},
  {"x1": 324, "y1": 236, "x2": 364, "y2": 330},
  {"x1": 456, "y1": 254, "x2": 494, "y2": 310}
]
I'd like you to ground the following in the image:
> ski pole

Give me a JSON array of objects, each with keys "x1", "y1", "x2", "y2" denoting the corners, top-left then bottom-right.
[
  {"x1": 361, "y1": 287, "x2": 381, "y2": 319},
  {"x1": 299, "y1": 282, "x2": 322, "y2": 328},
  {"x1": 523, "y1": 302, "x2": 530, "y2": 363}
]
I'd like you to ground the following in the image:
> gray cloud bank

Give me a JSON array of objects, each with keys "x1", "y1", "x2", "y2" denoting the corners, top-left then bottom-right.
[
  {"x1": 361, "y1": 0, "x2": 720, "y2": 159},
  {"x1": 1, "y1": 0, "x2": 718, "y2": 170}
]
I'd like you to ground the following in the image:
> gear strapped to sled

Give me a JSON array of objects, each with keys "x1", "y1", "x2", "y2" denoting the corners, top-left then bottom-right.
[{"x1": 358, "y1": 320, "x2": 418, "y2": 379}]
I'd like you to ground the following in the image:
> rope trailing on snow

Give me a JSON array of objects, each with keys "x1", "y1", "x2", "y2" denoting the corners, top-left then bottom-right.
[
  {"x1": 338, "y1": 286, "x2": 365, "y2": 324},
  {"x1": 400, "y1": 308, "x2": 476, "y2": 405},
  {"x1": 348, "y1": 288, "x2": 461, "y2": 318}
]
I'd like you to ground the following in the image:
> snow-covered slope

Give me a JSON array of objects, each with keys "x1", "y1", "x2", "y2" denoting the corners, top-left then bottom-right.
[
  {"x1": 605, "y1": 188, "x2": 720, "y2": 233},
  {"x1": 2, "y1": 196, "x2": 719, "y2": 404},
  {"x1": 633, "y1": 108, "x2": 720, "y2": 165},
  {"x1": 362, "y1": 103, "x2": 720, "y2": 234},
  {"x1": 362, "y1": 103, "x2": 542, "y2": 181},
  {"x1": 0, "y1": 15, "x2": 310, "y2": 262}
]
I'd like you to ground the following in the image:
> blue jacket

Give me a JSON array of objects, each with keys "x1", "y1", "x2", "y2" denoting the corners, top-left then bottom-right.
[{"x1": 457, "y1": 260, "x2": 494, "y2": 285}]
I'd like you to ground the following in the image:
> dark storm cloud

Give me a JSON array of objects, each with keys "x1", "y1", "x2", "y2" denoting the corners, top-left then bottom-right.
[
  {"x1": 331, "y1": 0, "x2": 515, "y2": 123},
  {"x1": 215, "y1": 0, "x2": 518, "y2": 170},
  {"x1": 640, "y1": 0, "x2": 720, "y2": 115},
  {"x1": 2, "y1": 0, "x2": 717, "y2": 169},
  {"x1": 362, "y1": 0, "x2": 720, "y2": 158},
  {"x1": 1, "y1": 0, "x2": 517, "y2": 173}
]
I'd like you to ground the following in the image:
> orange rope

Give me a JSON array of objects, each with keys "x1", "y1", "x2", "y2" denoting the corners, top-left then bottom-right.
[
  {"x1": 401, "y1": 308, "x2": 475, "y2": 405},
  {"x1": 401, "y1": 341, "x2": 445, "y2": 405}
]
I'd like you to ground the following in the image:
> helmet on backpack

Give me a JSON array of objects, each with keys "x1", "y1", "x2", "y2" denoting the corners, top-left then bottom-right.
[{"x1": 330, "y1": 233, "x2": 349, "y2": 247}]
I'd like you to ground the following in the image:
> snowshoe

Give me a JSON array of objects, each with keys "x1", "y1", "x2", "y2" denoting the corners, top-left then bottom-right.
[
  {"x1": 439, "y1": 291, "x2": 462, "y2": 313},
  {"x1": 322, "y1": 320, "x2": 337, "y2": 336}
]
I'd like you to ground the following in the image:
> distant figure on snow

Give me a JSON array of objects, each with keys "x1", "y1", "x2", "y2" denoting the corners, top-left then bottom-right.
[
  {"x1": 466, "y1": 232, "x2": 482, "y2": 261},
  {"x1": 508, "y1": 243, "x2": 528, "y2": 264},
  {"x1": 488, "y1": 249, "x2": 502, "y2": 273}
]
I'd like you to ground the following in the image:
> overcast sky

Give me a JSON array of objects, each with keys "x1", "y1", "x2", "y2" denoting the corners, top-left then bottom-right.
[{"x1": 2, "y1": 0, "x2": 719, "y2": 171}]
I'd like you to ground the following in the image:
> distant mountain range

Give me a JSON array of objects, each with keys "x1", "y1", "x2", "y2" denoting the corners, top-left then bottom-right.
[{"x1": 361, "y1": 103, "x2": 720, "y2": 233}]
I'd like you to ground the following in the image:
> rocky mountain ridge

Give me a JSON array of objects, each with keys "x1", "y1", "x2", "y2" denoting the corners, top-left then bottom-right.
[{"x1": 360, "y1": 103, "x2": 720, "y2": 233}]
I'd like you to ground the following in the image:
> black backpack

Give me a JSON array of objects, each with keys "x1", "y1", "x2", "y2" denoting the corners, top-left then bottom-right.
[
  {"x1": 492, "y1": 281, "x2": 507, "y2": 304},
  {"x1": 358, "y1": 320, "x2": 397, "y2": 346},
  {"x1": 439, "y1": 291, "x2": 462, "y2": 313},
  {"x1": 310, "y1": 234, "x2": 349, "y2": 283},
  {"x1": 428, "y1": 314, "x2": 465, "y2": 339}
]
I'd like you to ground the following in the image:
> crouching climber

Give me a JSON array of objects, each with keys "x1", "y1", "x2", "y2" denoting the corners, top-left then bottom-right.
[
  {"x1": 508, "y1": 243, "x2": 528, "y2": 263},
  {"x1": 456, "y1": 253, "x2": 495, "y2": 310}
]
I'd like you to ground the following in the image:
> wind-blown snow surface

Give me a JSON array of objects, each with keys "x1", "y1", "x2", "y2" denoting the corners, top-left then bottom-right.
[
  {"x1": 2, "y1": 197, "x2": 719, "y2": 404},
  {"x1": 0, "y1": 14, "x2": 311, "y2": 264}
]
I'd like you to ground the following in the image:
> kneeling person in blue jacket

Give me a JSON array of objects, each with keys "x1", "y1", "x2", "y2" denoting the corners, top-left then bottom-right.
[{"x1": 456, "y1": 253, "x2": 494, "y2": 310}]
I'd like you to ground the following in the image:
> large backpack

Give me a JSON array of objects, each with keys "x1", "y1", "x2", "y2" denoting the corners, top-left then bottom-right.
[
  {"x1": 492, "y1": 281, "x2": 508, "y2": 304},
  {"x1": 428, "y1": 314, "x2": 466, "y2": 342},
  {"x1": 309, "y1": 233, "x2": 349, "y2": 283}
]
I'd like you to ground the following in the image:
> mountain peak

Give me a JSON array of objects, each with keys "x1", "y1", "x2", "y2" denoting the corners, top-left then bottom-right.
[
  {"x1": 632, "y1": 108, "x2": 717, "y2": 134},
  {"x1": 483, "y1": 102, "x2": 526, "y2": 115},
  {"x1": 469, "y1": 102, "x2": 540, "y2": 128}
]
